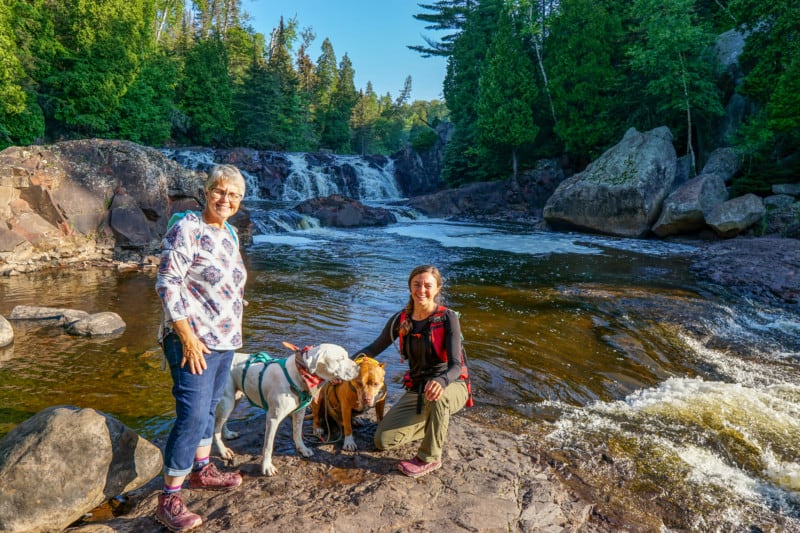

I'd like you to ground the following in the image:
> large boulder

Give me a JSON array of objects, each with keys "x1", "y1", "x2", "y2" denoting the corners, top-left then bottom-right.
[
  {"x1": 652, "y1": 173, "x2": 729, "y2": 237},
  {"x1": 706, "y1": 193, "x2": 766, "y2": 237},
  {"x1": 0, "y1": 314, "x2": 12, "y2": 347},
  {"x1": 700, "y1": 148, "x2": 740, "y2": 183},
  {"x1": 543, "y1": 127, "x2": 677, "y2": 237},
  {"x1": 294, "y1": 194, "x2": 396, "y2": 227},
  {"x1": 0, "y1": 406, "x2": 162, "y2": 533}
]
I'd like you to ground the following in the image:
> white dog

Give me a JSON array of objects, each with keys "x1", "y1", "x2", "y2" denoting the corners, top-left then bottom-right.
[{"x1": 212, "y1": 342, "x2": 359, "y2": 476}]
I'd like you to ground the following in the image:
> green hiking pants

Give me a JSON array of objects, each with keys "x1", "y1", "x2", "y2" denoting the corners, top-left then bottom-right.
[{"x1": 374, "y1": 381, "x2": 468, "y2": 462}]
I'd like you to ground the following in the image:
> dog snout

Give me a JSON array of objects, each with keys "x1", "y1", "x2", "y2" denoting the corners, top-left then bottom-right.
[{"x1": 363, "y1": 394, "x2": 377, "y2": 407}]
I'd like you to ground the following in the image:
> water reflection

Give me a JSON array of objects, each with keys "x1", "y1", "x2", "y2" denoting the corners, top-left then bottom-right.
[{"x1": 0, "y1": 220, "x2": 798, "y2": 529}]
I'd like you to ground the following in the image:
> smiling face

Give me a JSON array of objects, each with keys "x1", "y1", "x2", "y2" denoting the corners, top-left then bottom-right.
[
  {"x1": 409, "y1": 271, "x2": 441, "y2": 315},
  {"x1": 203, "y1": 179, "x2": 244, "y2": 226}
]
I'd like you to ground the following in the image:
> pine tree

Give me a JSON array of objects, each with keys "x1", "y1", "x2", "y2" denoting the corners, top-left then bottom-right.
[
  {"x1": 477, "y1": 9, "x2": 539, "y2": 180},
  {"x1": 178, "y1": 37, "x2": 233, "y2": 145},
  {"x1": 320, "y1": 53, "x2": 357, "y2": 152},
  {"x1": 544, "y1": 0, "x2": 628, "y2": 156},
  {"x1": 114, "y1": 52, "x2": 178, "y2": 145},
  {"x1": 39, "y1": 0, "x2": 154, "y2": 137},
  {"x1": 409, "y1": 0, "x2": 473, "y2": 57},
  {"x1": 442, "y1": 0, "x2": 503, "y2": 185},
  {"x1": 628, "y1": 0, "x2": 724, "y2": 172},
  {"x1": 350, "y1": 83, "x2": 380, "y2": 154}
]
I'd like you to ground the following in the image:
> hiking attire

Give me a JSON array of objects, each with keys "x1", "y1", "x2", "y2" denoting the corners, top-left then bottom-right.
[
  {"x1": 155, "y1": 210, "x2": 247, "y2": 478},
  {"x1": 356, "y1": 306, "x2": 469, "y2": 466}
]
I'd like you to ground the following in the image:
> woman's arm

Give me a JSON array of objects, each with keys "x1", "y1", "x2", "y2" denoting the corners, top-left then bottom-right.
[{"x1": 353, "y1": 311, "x2": 402, "y2": 359}]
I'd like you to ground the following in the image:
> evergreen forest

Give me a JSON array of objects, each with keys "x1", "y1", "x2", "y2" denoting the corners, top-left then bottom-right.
[{"x1": 0, "y1": 0, "x2": 797, "y2": 195}]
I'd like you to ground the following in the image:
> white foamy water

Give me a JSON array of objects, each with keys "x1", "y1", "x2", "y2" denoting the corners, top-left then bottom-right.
[
  {"x1": 384, "y1": 220, "x2": 697, "y2": 257},
  {"x1": 549, "y1": 375, "x2": 800, "y2": 524}
]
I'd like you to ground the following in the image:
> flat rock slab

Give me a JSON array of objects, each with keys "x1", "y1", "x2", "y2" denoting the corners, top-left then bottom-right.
[{"x1": 69, "y1": 413, "x2": 595, "y2": 532}]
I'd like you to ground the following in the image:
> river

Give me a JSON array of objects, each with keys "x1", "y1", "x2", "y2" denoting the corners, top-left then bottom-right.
[{"x1": 0, "y1": 152, "x2": 798, "y2": 530}]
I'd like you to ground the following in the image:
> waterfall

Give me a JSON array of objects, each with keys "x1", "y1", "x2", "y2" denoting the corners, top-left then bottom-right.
[{"x1": 162, "y1": 148, "x2": 402, "y2": 203}]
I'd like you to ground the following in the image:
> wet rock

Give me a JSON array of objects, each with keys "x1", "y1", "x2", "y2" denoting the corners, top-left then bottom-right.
[
  {"x1": 690, "y1": 237, "x2": 800, "y2": 308},
  {"x1": 9, "y1": 305, "x2": 90, "y2": 325},
  {"x1": 0, "y1": 314, "x2": 12, "y2": 347},
  {"x1": 65, "y1": 312, "x2": 126, "y2": 336},
  {"x1": 294, "y1": 194, "x2": 396, "y2": 227},
  {"x1": 0, "y1": 406, "x2": 161, "y2": 533}
]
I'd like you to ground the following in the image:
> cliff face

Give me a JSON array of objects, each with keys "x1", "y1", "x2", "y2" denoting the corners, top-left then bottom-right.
[{"x1": 0, "y1": 139, "x2": 251, "y2": 275}]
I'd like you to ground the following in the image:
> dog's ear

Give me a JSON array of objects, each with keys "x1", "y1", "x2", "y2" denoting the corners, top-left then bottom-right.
[{"x1": 283, "y1": 341, "x2": 300, "y2": 353}]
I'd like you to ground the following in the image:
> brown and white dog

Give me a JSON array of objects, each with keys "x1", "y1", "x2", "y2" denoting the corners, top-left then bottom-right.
[
  {"x1": 311, "y1": 355, "x2": 386, "y2": 451},
  {"x1": 212, "y1": 342, "x2": 359, "y2": 476}
]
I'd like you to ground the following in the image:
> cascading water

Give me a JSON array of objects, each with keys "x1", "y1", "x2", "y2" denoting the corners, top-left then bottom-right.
[{"x1": 161, "y1": 148, "x2": 405, "y2": 233}]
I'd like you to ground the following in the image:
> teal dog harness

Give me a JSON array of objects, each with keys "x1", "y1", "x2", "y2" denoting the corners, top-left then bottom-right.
[{"x1": 241, "y1": 352, "x2": 312, "y2": 414}]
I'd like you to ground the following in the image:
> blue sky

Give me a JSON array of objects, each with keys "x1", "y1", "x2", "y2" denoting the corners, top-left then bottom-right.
[{"x1": 242, "y1": 0, "x2": 448, "y2": 102}]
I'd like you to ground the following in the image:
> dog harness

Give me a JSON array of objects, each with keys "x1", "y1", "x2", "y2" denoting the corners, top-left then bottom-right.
[{"x1": 241, "y1": 352, "x2": 315, "y2": 414}]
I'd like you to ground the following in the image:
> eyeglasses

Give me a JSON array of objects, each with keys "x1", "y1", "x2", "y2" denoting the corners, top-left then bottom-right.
[{"x1": 208, "y1": 188, "x2": 243, "y2": 202}]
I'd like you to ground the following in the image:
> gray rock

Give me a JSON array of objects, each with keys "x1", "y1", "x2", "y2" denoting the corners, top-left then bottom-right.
[
  {"x1": 8, "y1": 305, "x2": 90, "y2": 325},
  {"x1": 0, "y1": 315, "x2": 12, "y2": 347},
  {"x1": 543, "y1": 127, "x2": 677, "y2": 237},
  {"x1": 706, "y1": 193, "x2": 766, "y2": 237},
  {"x1": 66, "y1": 312, "x2": 126, "y2": 336},
  {"x1": 764, "y1": 194, "x2": 797, "y2": 210},
  {"x1": 652, "y1": 173, "x2": 729, "y2": 237},
  {"x1": 700, "y1": 148, "x2": 740, "y2": 183},
  {"x1": 72, "y1": 415, "x2": 594, "y2": 532},
  {"x1": 772, "y1": 183, "x2": 800, "y2": 196},
  {"x1": 0, "y1": 405, "x2": 162, "y2": 533}
]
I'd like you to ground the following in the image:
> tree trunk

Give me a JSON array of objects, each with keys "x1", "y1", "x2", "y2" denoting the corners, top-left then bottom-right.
[{"x1": 679, "y1": 53, "x2": 696, "y2": 175}]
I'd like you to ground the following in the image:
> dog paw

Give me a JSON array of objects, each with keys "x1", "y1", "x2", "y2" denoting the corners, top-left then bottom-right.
[
  {"x1": 223, "y1": 429, "x2": 240, "y2": 440},
  {"x1": 219, "y1": 447, "x2": 235, "y2": 461},
  {"x1": 262, "y1": 462, "x2": 277, "y2": 476},
  {"x1": 297, "y1": 445, "x2": 314, "y2": 458},
  {"x1": 342, "y1": 435, "x2": 358, "y2": 451}
]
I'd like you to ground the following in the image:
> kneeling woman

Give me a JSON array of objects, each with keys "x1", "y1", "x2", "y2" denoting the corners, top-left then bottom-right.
[{"x1": 354, "y1": 264, "x2": 470, "y2": 478}]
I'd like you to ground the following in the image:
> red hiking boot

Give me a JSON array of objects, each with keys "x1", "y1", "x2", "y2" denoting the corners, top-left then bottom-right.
[
  {"x1": 155, "y1": 492, "x2": 202, "y2": 532},
  {"x1": 188, "y1": 462, "x2": 242, "y2": 490}
]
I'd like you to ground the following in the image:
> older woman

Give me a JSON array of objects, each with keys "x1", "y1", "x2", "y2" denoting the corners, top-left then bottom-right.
[
  {"x1": 354, "y1": 264, "x2": 471, "y2": 478},
  {"x1": 154, "y1": 164, "x2": 247, "y2": 532}
]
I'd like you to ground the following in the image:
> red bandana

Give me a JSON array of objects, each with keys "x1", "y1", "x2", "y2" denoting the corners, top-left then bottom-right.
[{"x1": 296, "y1": 353, "x2": 323, "y2": 390}]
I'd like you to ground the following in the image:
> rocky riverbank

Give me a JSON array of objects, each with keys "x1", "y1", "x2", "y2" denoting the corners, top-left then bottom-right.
[{"x1": 66, "y1": 410, "x2": 601, "y2": 533}]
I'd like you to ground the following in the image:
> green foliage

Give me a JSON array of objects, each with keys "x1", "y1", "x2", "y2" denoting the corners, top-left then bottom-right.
[
  {"x1": 544, "y1": 0, "x2": 629, "y2": 156},
  {"x1": 114, "y1": 52, "x2": 177, "y2": 145},
  {"x1": 0, "y1": 0, "x2": 794, "y2": 184},
  {"x1": 442, "y1": 0, "x2": 504, "y2": 185},
  {"x1": 178, "y1": 37, "x2": 233, "y2": 146},
  {"x1": 728, "y1": 0, "x2": 799, "y2": 185},
  {"x1": 477, "y1": 9, "x2": 539, "y2": 176},
  {"x1": 410, "y1": 125, "x2": 439, "y2": 152},
  {"x1": 628, "y1": 0, "x2": 724, "y2": 167},
  {"x1": 39, "y1": 0, "x2": 153, "y2": 137}
]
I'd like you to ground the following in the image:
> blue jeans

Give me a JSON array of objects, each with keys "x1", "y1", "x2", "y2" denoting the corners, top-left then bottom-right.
[{"x1": 161, "y1": 333, "x2": 234, "y2": 478}]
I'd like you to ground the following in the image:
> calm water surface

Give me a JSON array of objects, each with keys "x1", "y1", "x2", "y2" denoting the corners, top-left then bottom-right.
[{"x1": 1, "y1": 217, "x2": 798, "y2": 529}]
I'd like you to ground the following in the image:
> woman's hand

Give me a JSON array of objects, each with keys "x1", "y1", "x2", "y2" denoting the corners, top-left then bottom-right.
[
  {"x1": 173, "y1": 319, "x2": 210, "y2": 375},
  {"x1": 181, "y1": 337, "x2": 210, "y2": 375},
  {"x1": 424, "y1": 380, "x2": 443, "y2": 402}
]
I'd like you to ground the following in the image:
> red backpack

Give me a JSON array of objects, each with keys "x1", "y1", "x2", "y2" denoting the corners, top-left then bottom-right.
[{"x1": 397, "y1": 306, "x2": 474, "y2": 407}]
